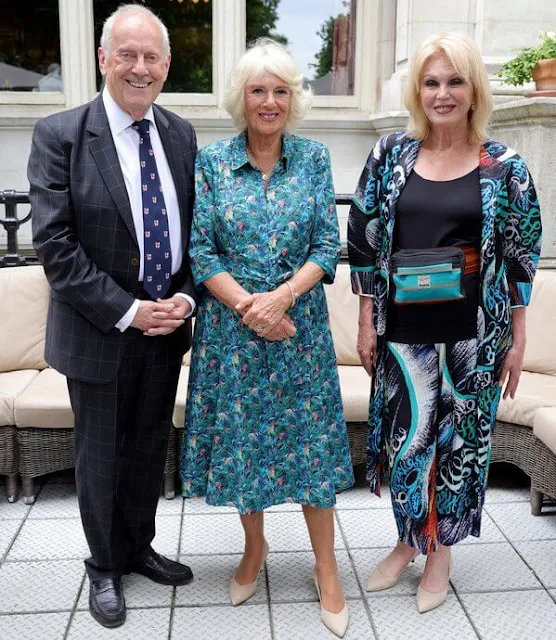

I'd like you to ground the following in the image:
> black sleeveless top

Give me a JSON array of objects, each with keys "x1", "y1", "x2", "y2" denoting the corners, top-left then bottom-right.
[{"x1": 386, "y1": 167, "x2": 482, "y2": 344}]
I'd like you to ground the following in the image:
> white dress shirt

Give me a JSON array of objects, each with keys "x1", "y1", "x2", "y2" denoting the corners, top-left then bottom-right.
[{"x1": 101, "y1": 90, "x2": 195, "y2": 331}]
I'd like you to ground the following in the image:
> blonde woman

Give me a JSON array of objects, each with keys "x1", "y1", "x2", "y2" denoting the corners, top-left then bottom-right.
[
  {"x1": 348, "y1": 32, "x2": 541, "y2": 613},
  {"x1": 181, "y1": 39, "x2": 353, "y2": 637}
]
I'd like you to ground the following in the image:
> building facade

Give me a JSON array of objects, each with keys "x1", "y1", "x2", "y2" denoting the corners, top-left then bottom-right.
[{"x1": 0, "y1": 0, "x2": 555, "y2": 261}]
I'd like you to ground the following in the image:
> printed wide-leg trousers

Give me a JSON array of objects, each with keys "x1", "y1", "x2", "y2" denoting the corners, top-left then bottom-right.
[{"x1": 384, "y1": 339, "x2": 488, "y2": 553}]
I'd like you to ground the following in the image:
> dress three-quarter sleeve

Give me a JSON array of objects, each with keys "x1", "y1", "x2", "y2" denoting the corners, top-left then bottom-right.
[
  {"x1": 188, "y1": 149, "x2": 227, "y2": 287},
  {"x1": 502, "y1": 155, "x2": 542, "y2": 308},
  {"x1": 347, "y1": 138, "x2": 385, "y2": 297},
  {"x1": 307, "y1": 145, "x2": 342, "y2": 284}
]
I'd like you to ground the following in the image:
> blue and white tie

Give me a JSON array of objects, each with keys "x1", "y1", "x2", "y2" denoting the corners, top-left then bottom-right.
[{"x1": 132, "y1": 119, "x2": 172, "y2": 299}]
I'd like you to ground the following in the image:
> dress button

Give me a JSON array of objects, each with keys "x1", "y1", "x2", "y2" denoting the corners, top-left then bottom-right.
[{"x1": 130, "y1": 257, "x2": 139, "y2": 266}]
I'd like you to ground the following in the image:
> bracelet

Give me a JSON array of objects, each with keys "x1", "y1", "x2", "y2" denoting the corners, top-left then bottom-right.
[{"x1": 284, "y1": 280, "x2": 298, "y2": 307}]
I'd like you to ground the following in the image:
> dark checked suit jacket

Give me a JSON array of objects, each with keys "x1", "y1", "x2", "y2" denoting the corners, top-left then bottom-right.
[{"x1": 28, "y1": 95, "x2": 197, "y2": 384}]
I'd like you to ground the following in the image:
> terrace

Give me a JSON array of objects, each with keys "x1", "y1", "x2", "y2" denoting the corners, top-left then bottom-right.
[{"x1": 1, "y1": 467, "x2": 555, "y2": 639}]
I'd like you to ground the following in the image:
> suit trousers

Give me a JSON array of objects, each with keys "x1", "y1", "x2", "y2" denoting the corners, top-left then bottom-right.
[{"x1": 67, "y1": 329, "x2": 182, "y2": 580}]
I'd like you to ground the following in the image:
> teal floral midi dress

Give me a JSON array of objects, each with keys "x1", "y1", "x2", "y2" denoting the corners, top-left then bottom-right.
[{"x1": 180, "y1": 133, "x2": 354, "y2": 514}]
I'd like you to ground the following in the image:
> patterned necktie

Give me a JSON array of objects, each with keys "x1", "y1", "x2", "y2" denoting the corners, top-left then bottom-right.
[{"x1": 132, "y1": 118, "x2": 172, "y2": 299}]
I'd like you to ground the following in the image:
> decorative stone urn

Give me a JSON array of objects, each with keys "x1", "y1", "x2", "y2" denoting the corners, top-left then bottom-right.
[{"x1": 529, "y1": 58, "x2": 556, "y2": 97}]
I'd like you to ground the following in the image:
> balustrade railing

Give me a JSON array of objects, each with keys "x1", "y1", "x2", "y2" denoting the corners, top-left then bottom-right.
[
  {"x1": 0, "y1": 191, "x2": 355, "y2": 266},
  {"x1": 0, "y1": 191, "x2": 39, "y2": 267},
  {"x1": 2, "y1": 190, "x2": 555, "y2": 268}
]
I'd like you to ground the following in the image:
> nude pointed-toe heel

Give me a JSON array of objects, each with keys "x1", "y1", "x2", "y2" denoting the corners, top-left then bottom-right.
[
  {"x1": 229, "y1": 539, "x2": 269, "y2": 606},
  {"x1": 416, "y1": 556, "x2": 453, "y2": 614},
  {"x1": 366, "y1": 549, "x2": 420, "y2": 592},
  {"x1": 313, "y1": 571, "x2": 349, "y2": 638}
]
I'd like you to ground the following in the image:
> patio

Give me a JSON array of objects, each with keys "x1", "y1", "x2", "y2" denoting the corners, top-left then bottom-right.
[{"x1": 1, "y1": 466, "x2": 555, "y2": 639}]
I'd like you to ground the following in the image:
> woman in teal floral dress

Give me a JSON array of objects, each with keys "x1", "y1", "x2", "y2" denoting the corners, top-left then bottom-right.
[{"x1": 180, "y1": 39, "x2": 353, "y2": 637}]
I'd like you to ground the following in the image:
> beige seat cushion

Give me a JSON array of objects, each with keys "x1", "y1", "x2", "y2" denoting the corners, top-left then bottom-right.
[
  {"x1": 0, "y1": 370, "x2": 40, "y2": 426},
  {"x1": 338, "y1": 365, "x2": 371, "y2": 422},
  {"x1": 172, "y1": 365, "x2": 190, "y2": 428},
  {"x1": 181, "y1": 319, "x2": 196, "y2": 366},
  {"x1": 496, "y1": 371, "x2": 556, "y2": 429},
  {"x1": 172, "y1": 363, "x2": 370, "y2": 428},
  {"x1": 14, "y1": 368, "x2": 73, "y2": 429},
  {"x1": 533, "y1": 407, "x2": 556, "y2": 455},
  {"x1": 523, "y1": 269, "x2": 556, "y2": 375},
  {"x1": 326, "y1": 263, "x2": 361, "y2": 366},
  {"x1": 0, "y1": 265, "x2": 49, "y2": 373}
]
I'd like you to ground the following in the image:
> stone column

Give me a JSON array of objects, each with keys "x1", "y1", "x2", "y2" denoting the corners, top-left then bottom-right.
[
  {"x1": 378, "y1": 0, "x2": 476, "y2": 112},
  {"x1": 377, "y1": 0, "x2": 556, "y2": 111}
]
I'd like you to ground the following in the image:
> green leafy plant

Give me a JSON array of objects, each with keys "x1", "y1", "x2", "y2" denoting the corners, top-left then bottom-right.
[{"x1": 498, "y1": 30, "x2": 556, "y2": 86}]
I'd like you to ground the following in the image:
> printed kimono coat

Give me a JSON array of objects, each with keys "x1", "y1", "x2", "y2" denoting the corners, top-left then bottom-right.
[{"x1": 348, "y1": 131, "x2": 542, "y2": 535}]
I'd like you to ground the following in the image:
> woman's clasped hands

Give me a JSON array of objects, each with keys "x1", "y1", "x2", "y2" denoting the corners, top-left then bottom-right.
[{"x1": 235, "y1": 287, "x2": 297, "y2": 341}]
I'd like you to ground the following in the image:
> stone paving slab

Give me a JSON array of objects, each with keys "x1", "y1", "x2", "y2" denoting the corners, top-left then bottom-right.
[
  {"x1": 461, "y1": 590, "x2": 556, "y2": 640},
  {"x1": 0, "y1": 560, "x2": 84, "y2": 613},
  {"x1": 172, "y1": 603, "x2": 271, "y2": 639},
  {"x1": 368, "y1": 594, "x2": 478, "y2": 639},
  {"x1": 1, "y1": 473, "x2": 556, "y2": 639}
]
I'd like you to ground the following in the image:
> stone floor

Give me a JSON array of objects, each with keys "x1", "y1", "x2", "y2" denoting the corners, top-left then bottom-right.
[{"x1": 1, "y1": 465, "x2": 555, "y2": 640}]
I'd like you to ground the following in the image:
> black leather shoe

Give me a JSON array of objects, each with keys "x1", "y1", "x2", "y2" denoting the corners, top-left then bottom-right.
[
  {"x1": 128, "y1": 549, "x2": 193, "y2": 586},
  {"x1": 89, "y1": 577, "x2": 126, "y2": 628}
]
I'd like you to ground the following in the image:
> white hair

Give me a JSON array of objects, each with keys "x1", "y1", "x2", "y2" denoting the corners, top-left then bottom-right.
[
  {"x1": 100, "y1": 4, "x2": 170, "y2": 58},
  {"x1": 224, "y1": 38, "x2": 313, "y2": 132}
]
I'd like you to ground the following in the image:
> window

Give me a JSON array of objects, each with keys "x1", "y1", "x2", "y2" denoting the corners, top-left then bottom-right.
[
  {"x1": 93, "y1": 0, "x2": 213, "y2": 93},
  {"x1": 0, "y1": 0, "x2": 62, "y2": 92},
  {"x1": 245, "y1": 0, "x2": 357, "y2": 96},
  {"x1": 0, "y1": 0, "x2": 375, "y2": 112}
]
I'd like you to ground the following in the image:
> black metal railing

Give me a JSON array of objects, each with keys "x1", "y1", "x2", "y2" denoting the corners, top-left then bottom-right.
[
  {"x1": 0, "y1": 190, "x2": 355, "y2": 266},
  {"x1": 0, "y1": 190, "x2": 39, "y2": 267},
  {"x1": 3, "y1": 190, "x2": 554, "y2": 269}
]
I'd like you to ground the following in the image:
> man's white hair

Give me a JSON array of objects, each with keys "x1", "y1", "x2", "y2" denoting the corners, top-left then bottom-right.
[{"x1": 100, "y1": 4, "x2": 170, "y2": 57}]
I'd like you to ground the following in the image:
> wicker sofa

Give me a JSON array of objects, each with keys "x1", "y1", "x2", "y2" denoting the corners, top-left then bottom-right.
[
  {"x1": 490, "y1": 269, "x2": 556, "y2": 514},
  {"x1": 1, "y1": 263, "x2": 371, "y2": 503},
  {"x1": 1, "y1": 263, "x2": 556, "y2": 513}
]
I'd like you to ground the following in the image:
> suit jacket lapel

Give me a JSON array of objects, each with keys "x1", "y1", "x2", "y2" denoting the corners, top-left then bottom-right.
[
  {"x1": 86, "y1": 96, "x2": 138, "y2": 247},
  {"x1": 154, "y1": 106, "x2": 188, "y2": 241}
]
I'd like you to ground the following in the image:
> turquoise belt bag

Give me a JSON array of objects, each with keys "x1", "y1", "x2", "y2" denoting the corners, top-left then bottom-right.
[{"x1": 391, "y1": 247, "x2": 465, "y2": 305}]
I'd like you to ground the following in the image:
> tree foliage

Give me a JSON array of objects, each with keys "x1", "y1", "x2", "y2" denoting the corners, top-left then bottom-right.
[
  {"x1": 93, "y1": 0, "x2": 212, "y2": 92},
  {"x1": 246, "y1": 0, "x2": 288, "y2": 45},
  {"x1": 93, "y1": 0, "x2": 287, "y2": 93},
  {"x1": 310, "y1": 16, "x2": 334, "y2": 79}
]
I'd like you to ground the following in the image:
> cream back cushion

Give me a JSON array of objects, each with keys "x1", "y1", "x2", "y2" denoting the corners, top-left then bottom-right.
[
  {"x1": 0, "y1": 265, "x2": 49, "y2": 373},
  {"x1": 325, "y1": 262, "x2": 361, "y2": 366},
  {"x1": 182, "y1": 318, "x2": 195, "y2": 365},
  {"x1": 523, "y1": 269, "x2": 556, "y2": 375},
  {"x1": 325, "y1": 266, "x2": 556, "y2": 373}
]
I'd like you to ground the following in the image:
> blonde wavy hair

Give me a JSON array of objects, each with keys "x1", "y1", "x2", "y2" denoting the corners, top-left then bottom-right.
[
  {"x1": 404, "y1": 32, "x2": 493, "y2": 144},
  {"x1": 224, "y1": 38, "x2": 313, "y2": 132}
]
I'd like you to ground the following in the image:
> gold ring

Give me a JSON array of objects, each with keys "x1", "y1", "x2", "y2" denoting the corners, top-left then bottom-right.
[{"x1": 254, "y1": 326, "x2": 263, "y2": 333}]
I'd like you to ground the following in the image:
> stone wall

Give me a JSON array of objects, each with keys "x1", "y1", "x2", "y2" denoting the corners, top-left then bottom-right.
[{"x1": 490, "y1": 99, "x2": 556, "y2": 266}]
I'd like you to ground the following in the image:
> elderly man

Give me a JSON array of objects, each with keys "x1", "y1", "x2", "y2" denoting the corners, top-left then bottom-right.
[{"x1": 28, "y1": 4, "x2": 197, "y2": 628}]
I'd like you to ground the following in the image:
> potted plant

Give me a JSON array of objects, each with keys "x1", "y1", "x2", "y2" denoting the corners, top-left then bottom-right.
[{"x1": 498, "y1": 30, "x2": 556, "y2": 96}]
